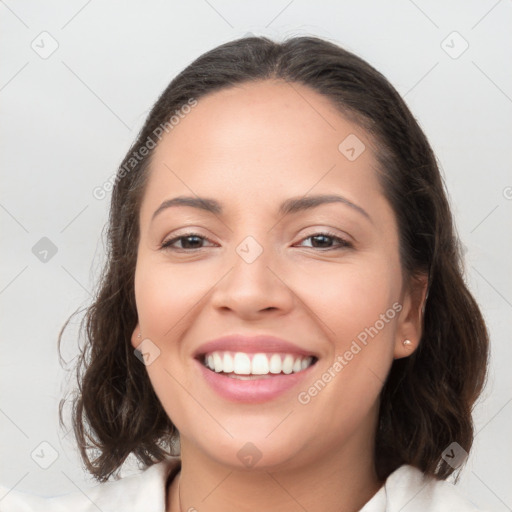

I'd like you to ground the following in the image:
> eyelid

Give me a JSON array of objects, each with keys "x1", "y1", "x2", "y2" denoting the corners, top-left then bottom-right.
[
  {"x1": 295, "y1": 225, "x2": 354, "y2": 243},
  {"x1": 160, "y1": 230, "x2": 218, "y2": 250},
  {"x1": 294, "y1": 229, "x2": 354, "y2": 249},
  {"x1": 160, "y1": 227, "x2": 354, "y2": 251}
]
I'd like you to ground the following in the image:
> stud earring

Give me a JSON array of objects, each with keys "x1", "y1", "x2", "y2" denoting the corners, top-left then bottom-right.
[
  {"x1": 137, "y1": 332, "x2": 142, "y2": 339},
  {"x1": 403, "y1": 339, "x2": 412, "y2": 347}
]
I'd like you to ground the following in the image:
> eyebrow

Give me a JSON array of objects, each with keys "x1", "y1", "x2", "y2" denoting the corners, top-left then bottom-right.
[
  {"x1": 279, "y1": 194, "x2": 371, "y2": 221},
  {"x1": 151, "y1": 194, "x2": 371, "y2": 222},
  {"x1": 152, "y1": 196, "x2": 222, "y2": 220}
]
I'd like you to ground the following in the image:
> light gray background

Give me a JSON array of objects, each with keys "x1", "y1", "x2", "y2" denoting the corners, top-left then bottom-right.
[{"x1": 1, "y1": 1, "x2": 511, "y2": 510}]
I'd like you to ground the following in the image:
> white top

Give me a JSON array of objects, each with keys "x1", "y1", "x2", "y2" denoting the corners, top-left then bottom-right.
[{"x1": 0, "y1": 457, "x2": 485, "y2": 511}]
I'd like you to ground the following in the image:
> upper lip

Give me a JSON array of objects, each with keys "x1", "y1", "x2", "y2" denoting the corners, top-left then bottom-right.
[{"x1": 193, "y1": 334, "x2": 319, "y2": 359}]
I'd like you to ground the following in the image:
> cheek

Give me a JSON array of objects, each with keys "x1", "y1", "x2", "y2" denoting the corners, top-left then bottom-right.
[
  {"x1": 291, "y1": 257, "x2": 400, "y2": 421},
  {"x1": 134, "y1": 257, "x2": 210, "y2": 336},
  {"x1": 133, "y1": 258, "x2": 209, "y2": 428},
  {"x1": 295, "y1": 254, "x2": 401, "y2": 345}
]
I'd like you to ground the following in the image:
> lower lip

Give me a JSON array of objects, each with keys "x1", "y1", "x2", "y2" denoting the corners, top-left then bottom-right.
[{"x1": 195, "y1": 359, "x2": 316, "y2": 403}]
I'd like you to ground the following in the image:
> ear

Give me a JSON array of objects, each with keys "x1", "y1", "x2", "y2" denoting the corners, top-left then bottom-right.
[
  {"x1": 394, "y1": 273, "x2": 429, "y2": 359},
  {"x1": 130, "y1": 322, "x2": 141, "y2": 350}
]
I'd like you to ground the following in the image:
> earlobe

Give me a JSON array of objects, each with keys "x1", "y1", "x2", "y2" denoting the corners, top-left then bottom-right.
[
  {"x1": 130, "y1": 323, "x2": 141, "y2": 349},
  {"x1": 394, "y1": 273, "x2": 429, "y2": 360},
  {"x1": 394, "y1": 338, "x2": 416, "y2": 360}
]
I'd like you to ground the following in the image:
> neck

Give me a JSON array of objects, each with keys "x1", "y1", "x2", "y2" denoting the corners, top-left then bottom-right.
[{"x1": 168, "y1": 424, "x2": 382, "y2": 512}]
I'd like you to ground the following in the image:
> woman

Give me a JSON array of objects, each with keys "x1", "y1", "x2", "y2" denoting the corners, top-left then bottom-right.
[{"x1": 0, "y1": 35, "x2": 489, "y2": 511}]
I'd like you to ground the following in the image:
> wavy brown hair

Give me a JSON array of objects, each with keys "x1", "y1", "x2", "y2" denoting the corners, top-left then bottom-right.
[{"x1": 58, "y1": 35, "x2": 489, "y2": 483}]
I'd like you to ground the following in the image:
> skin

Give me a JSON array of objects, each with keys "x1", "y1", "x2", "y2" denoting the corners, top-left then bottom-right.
[{"x1": 130, "y1": 79, "x2": 427, "y2": 512}]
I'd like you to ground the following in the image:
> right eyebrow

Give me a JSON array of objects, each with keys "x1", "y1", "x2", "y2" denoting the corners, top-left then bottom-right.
[{"x1": 152, "y1": 196, "x2": 222, "y2": 221}]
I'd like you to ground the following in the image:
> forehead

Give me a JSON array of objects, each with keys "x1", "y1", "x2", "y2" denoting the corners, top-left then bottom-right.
[
  {"x1": 153, "y1": 79, "x2": 370, "y2": 159},
  {"x1": 142, "y1": 79, "x2": 383, "y2": 217}
]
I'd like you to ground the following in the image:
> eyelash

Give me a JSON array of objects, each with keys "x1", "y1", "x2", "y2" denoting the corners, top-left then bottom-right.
[
  {"x1": 160, "y1": 230, "x2": 353, "y2": 252},
  {"x1": 297, "y1": 231, "x2": 353, "y2": 250},
  {"x1": 160, "y1": 232, "x2": 214, "y2": 251}
]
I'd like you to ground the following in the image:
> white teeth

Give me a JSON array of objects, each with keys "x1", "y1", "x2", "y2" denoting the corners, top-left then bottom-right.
[
  {"x1": 269, "y1": 353, "x2": 282, "y2": 374},
  {"x1": 202, "y1": 351, "x2": 314, "y2": 376},
  {"x1": 223, "y1": 352, "x2": 234, "y2": 373},
  {"x1": 213, "y1": 352, "x2": 223, "y2": 373},
  {"x1": 282, "y1": 354, "x2": 294, "y2": 374},
  {"x1": 233, "y1": 352, "x2": 251, "y2": 375},
  {"x1": 251, "y1": 353, "x2": 269, "y2": 375}
]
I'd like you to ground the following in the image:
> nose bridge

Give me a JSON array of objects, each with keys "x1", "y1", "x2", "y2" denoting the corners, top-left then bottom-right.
[
  {"x1": 235, "y1": 234, "x2": 267, "y2": 266},
  {"x1": 209, "y1": 231, "x2": 294, "y2": 316},
  {"x1": 230, "y1": 232, "x2": 278, "y2": 291}
]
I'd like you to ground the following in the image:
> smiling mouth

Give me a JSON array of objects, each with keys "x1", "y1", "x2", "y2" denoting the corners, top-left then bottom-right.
[{"x1": 198, "y1": 351, "x2": 318, "y2": 378}]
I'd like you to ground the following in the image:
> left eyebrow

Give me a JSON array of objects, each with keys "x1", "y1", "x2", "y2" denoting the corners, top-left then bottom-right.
[{"x1": 278, "y1": 194, "x2": 372, "y2": 223}]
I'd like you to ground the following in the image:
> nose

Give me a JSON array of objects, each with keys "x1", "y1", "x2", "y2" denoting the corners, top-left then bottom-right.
[{"x1": 209, "y1": 240, "x2": 295, "y2": 320}]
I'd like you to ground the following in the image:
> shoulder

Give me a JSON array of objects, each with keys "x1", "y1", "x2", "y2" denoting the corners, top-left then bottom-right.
[
  {"x1": 361, "y1": 464, "x2": 485, "y2": 512},
  {"x1": 0, "y1": 456, "x2": 181, "y2": 512}
]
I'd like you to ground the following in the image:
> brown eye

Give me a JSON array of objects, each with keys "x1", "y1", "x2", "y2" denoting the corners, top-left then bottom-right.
[
  {"x1": 296, "y1": 232, "x2": 353, "y2": 250},
  {"x1": 161, "y1": 233, "x2": 216, "y2": 251}
]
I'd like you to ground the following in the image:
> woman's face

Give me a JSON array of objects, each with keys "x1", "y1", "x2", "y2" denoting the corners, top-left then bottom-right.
[{"x1": 131, "y1": 79, "x2": 424, "y2": 471}]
